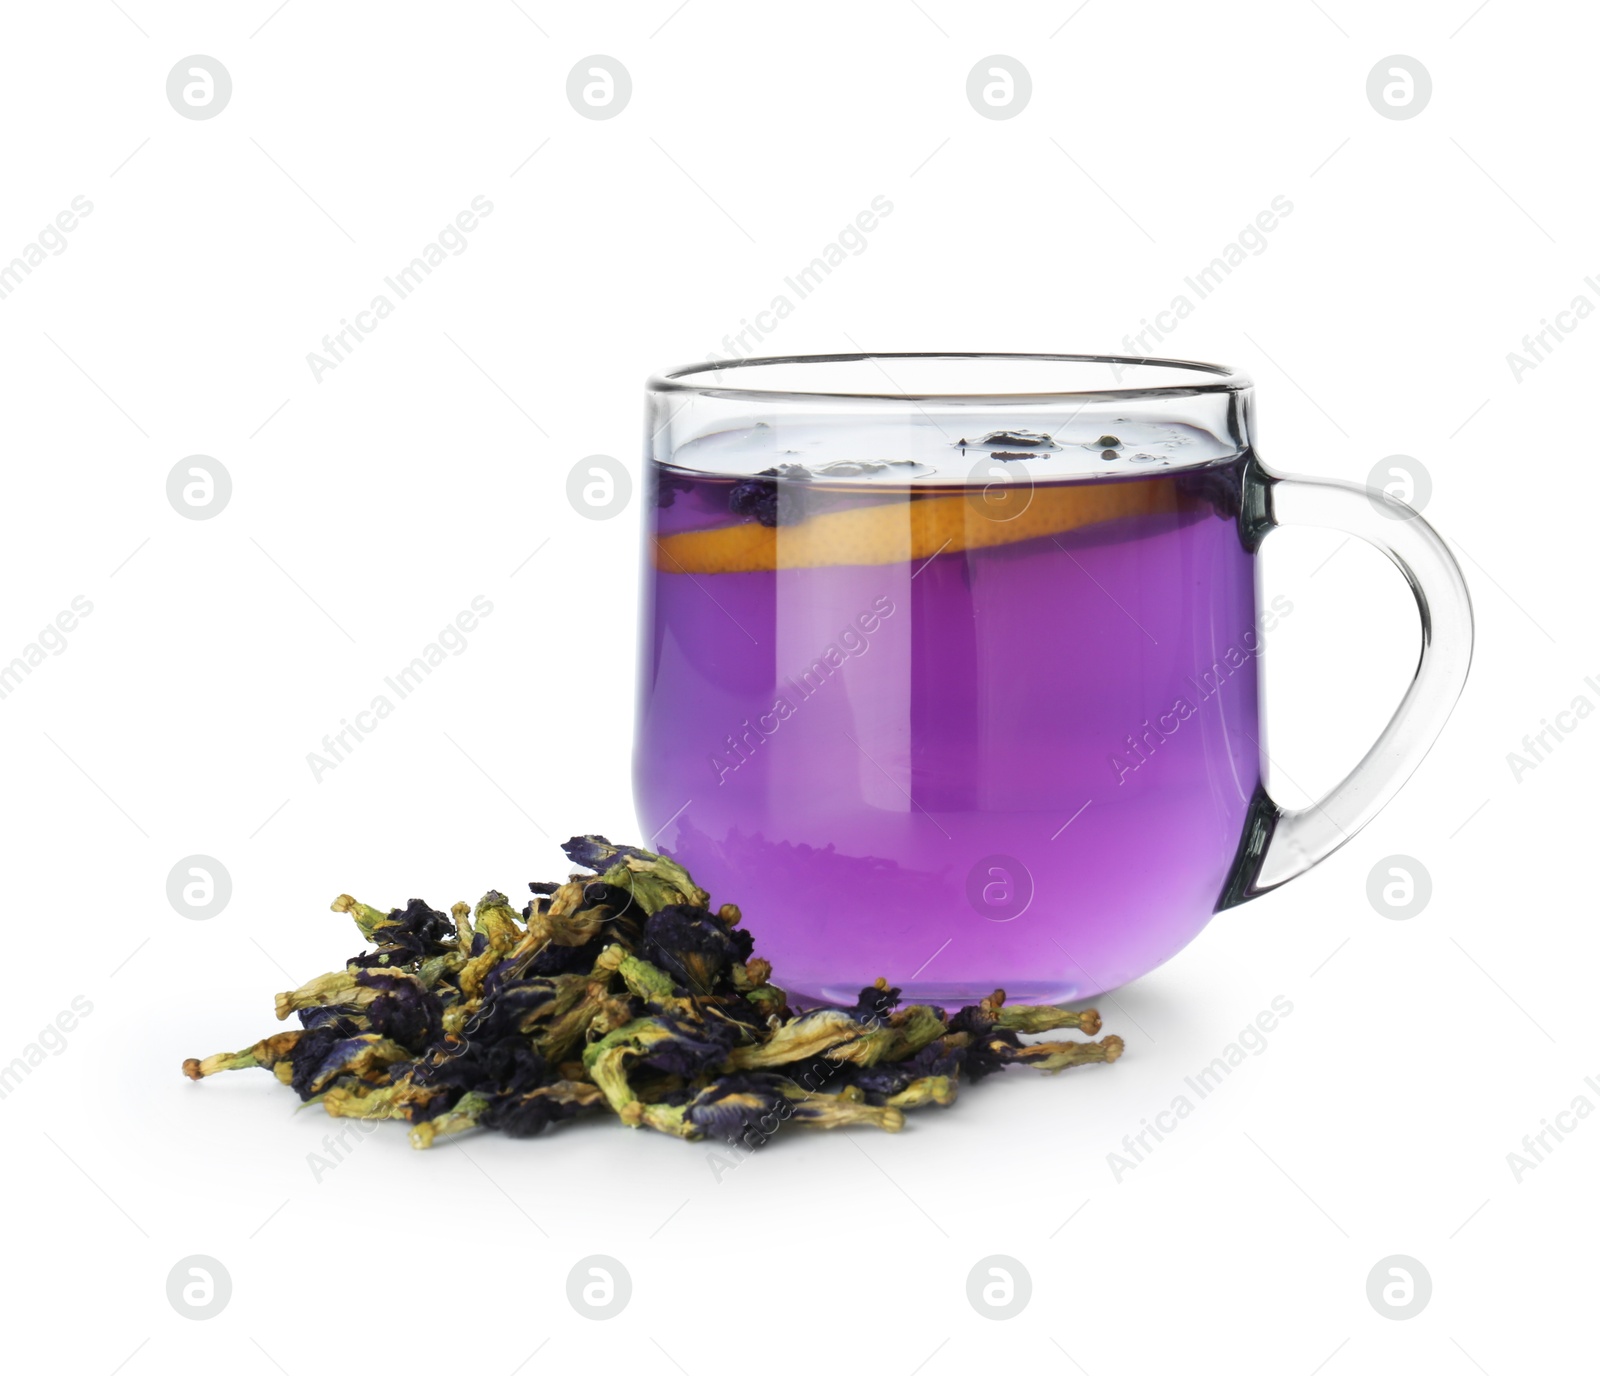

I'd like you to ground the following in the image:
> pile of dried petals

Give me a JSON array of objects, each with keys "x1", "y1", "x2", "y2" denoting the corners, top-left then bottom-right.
[{"x1": 184, "y1": 837, "x2": 1123, "y2": 1148}]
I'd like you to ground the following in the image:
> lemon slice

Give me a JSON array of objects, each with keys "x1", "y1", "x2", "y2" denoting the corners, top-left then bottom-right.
[{"x1": 654, "y1": 477, "x2": 1189, "y2": 574}]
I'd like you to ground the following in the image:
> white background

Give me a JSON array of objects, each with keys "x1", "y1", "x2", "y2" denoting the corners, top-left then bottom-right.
[{"x1": 1, "y1": 2, "x2": 1592, "y2": 1372}]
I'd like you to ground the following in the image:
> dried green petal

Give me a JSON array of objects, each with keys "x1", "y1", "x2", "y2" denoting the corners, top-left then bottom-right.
[
  {"x1": 828, "y1": 1005, "x2": 947, "y2": 1067},
  {"x1": 618, "y1": 1100, "x2": 698, "y2": 1138},
  {"x1": 455, "y1": 947, "x2": 503, "y2": 1000},
  {"x1": 182, "y1": 1030, "x2": 302, "y2": 1080},
  {"x1": 302, "y1": 1034, "x2": 414, "y2": 1095},
  {"x1": 599, "y1": 852, "x2": 709, "y2": 916},
  {"x1": 616, "y1": 953, "x2": 678, "y2": 1004},
  {"x1": 409, "y1": 1091, "x2": 490, "y2": 1148},
  {"x1": 729, "y1": 956, "x2": 772, "y2": 993},
  {"x1": 417, "y1": 949, "x2": 466, "y2": 990},
  {"x1": 781, "y1": 1085, "x2": 905, "y2": 1133},
  {"x1": 330, "y1": 893, "x2": 388, "y2": 941},
  {"x1": 885, "y1": 1076, "x2": 956, "y2": 1110},
  {"x1": 451, "y1": 901, "x2": 473, "y2": 954},
  {"x1": 538, "y1": 985, "x2": 632, "y2": 1064},
  {"x1": 582, "y1": 1018, "x2": 679, "y2": 1115},
  {"x1": 994, "y1": 1004, "x2": 1102, "y2": 1036},
  {"x1": 472, "y1": 891, "x2": 525, "y2": 951},
  {"x1": 274, "y1": 968, "x2": 426, "y2": 1021},
  {"x1": 274, "y1": 970, "x2": 360, "y2": 1020},
  {"x1": 725, "y1": 1010, "x2": 864, "y2": 1070},
  {"x1": 320, "y1": 1082, "x2": 413, "y2": 1120},
  {"x1": 1004, "y1": 1034, "x2": 1125, "y2": 1072},
  {"x1": 742, "y1": 982, "x2": 789, "y2": 1021},
  {"x1": 508, "y1": 880, "x2": 605, "y2": 957}
]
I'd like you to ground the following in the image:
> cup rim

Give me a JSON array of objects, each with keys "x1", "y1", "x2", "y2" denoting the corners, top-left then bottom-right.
[{"x1": 647, "y1": 351, "x2": 1252, "y2": 404}]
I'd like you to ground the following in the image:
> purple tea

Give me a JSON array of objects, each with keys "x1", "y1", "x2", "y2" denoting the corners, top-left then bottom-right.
[
  {"x1": 636, "y1": 413, "x2": 1276, "y2": 1006},
  {"x1": 635, "y1": 356, "x2": 1471, "y2": 1008}
]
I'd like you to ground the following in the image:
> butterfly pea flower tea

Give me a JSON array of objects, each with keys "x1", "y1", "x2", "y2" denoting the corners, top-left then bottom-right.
[{"x1": 638, "y1": 354, "x2": 1472, "y2": 1006}]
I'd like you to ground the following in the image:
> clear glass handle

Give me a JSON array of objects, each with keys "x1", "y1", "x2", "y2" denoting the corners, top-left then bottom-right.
[{"x1": 1222, "y1": 461, "x2": 1474, "y2": 903}]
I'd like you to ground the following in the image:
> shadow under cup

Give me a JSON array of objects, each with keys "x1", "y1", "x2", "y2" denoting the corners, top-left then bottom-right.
[{"x1": 633, "y1": 353, "x2": 1472, "y2": 1008}]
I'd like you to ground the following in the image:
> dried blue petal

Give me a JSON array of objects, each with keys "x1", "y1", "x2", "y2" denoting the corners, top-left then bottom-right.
[
  {"x1": 728, "y1": 464, "x2": 812, "y2": 527},
  {"x1": 635, "y1": 1015, "x2": 737, "y2": 1080},
  {"x1": 685, "y1": 1072, "x2": 791, "y2": 1144},
  {"x1": 945, "y1": 1000, "x2": 997, "y2": 1038},
  {"x1": 653, "y1": 470, "x2": 696, "y2": 509},
  {"x1": 582, "y1": 880, "x2": 636, "y2": 914},
  {"x1": 642, "y1": 904, "x2": 744, "y2": 992},
  {"x1": 483, "y1": 1089, "x2": 588, "y2": 1138},
  {"x1": 288, "y1": 1031, "x2": 405, "y2": 1099},
  {"x1": 355, "y1": 970, "x2": 442, "y2": 1052},
  {"x1": 408, "y1": 1040, "x2": 549, "y2": 1120},
  {"x1": 297, "y1": 1004, "x2": 363, "y2": 1035},
  {"x1": 561, "y1": 835, "x2": 655, "y2": 874},
  {"x1": 848, "y1": 983, "x2": 901, "y2": 1023},
  {"x1": 470, "y1": 973, "x2": 565, "y2": 1038},
  {"x1": 1177, "y1": 463, "x2": 1243, "y2": 519},
  {"x1": 960, "y1": 1027, "x2": 1022, "y2": 1081},
  {"x1": 848, "y1": 1062, "x2": 916, "y2": 1100},
  {"x1": 851, "y1": 1038, "x2": 963, "y2": 1099},
  {"x1": 349, "y1": 898, "x2": 457, "y2": 966}
]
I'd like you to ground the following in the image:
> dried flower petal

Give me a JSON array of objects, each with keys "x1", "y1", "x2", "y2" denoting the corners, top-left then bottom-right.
[
  {"x1": 642, "y1": 904, "x2": 746, "y2": 993},
  {"x1": 182, "y1": 1031, "x2": 302, "y2": 1080},
  {"x1": 186, "y1": 837, "x2": 1122, "y2": 1152}
]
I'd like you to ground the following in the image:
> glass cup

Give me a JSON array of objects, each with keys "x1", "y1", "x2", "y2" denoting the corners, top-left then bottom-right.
[{"x1": 634, "y1": 354, "x2": 1472, "y2": 1006}]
